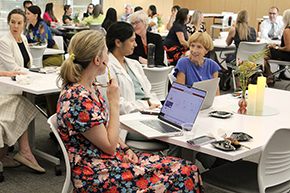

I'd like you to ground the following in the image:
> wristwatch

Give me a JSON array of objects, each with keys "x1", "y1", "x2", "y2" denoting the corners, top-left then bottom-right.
[{"x1": 275, "y1": 46, "x2": 279, "y2": 49}]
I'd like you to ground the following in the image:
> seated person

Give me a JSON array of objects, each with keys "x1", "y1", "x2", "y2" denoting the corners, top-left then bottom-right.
[
  {"x1": 264, "y1": 9, "x2": 290, "y2": 83},
  {"x1": 127, "y1": 11, "x2": 165, "y2": 66},
  {"x1": 166, "y1": 5, "x2": 180, "y2": 30},
  {"x1": 82, "y1": 3, "x2": 94, "y2": 20},
  {"x1": 260, "y1": 6, "x2": 284, "y2": 40},
  {"x1": 62, "y1": 5, "x2": 73, "y2": 24},
  {"x1": 57, "y1": 29, "x2": 204, "y2": 192},
  {"x1": 0, "y1": 8, "x2": 45, "y2": 173},
  {"x1": 119, "y1": 4, "x2": 133, "y2": 23},
  {"x1": 43, "y1": 3, "x2": 62, "y2": 36},
  {"x1": 79, "y1": 4, "x2": 105, "y2": 27},
  {"x1": 147, "y1": 5, "x2": 158, "y2": 32},
  {"x1": 101, "y1": 8, "x2": 117, "y2": 32},
  {"x1": 164, "y1": 8, "x2": 190, "y2": 66}
]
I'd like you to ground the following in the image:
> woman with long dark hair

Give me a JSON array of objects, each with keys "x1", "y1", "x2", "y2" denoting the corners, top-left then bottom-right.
[
  {"x1": 43, "y1": 3, "x2": 62, "y2": 36},
  {"x1": 101, "y1": 7, "x2": 117, "y2": 31},
  {"x1": 83, "y1": 3, "x2": 94, "y2": 20},
  {"x1": 164, "y1": 8, "x2": 190, "y2": 65},
  {"x1": 147, "y1": 5, "x2": 158, "y2": 31},
  {"x1": 62, "y1": 4, "x2": 73, "y2": 24},
  {"x1": 79, "y1": 4, "x2": 105, "y2": 26}
]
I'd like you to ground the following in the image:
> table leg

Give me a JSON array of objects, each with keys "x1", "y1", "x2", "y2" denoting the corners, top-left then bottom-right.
[{"x1": 26, "y1": 93, "x2": 60, "y2": 166}]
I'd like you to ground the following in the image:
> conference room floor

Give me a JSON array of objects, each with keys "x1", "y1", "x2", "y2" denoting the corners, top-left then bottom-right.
[{"x1": 1, "y1": 79, "x2": 289, "y2": 193}]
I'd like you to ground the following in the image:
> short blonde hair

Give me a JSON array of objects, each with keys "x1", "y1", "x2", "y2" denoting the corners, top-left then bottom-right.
[
  {"x1": 58, "y1": 30, "x2": 105, "y2": 88},
  {"x1": 283, "y1": 9, "x2": 290, "y2": 27},
  {"x1": 188, "y1": 32, "x2": 213, "y2": 51},
  {"x1": 129, "y1": 11, "x2": 148, "y2": 26}
]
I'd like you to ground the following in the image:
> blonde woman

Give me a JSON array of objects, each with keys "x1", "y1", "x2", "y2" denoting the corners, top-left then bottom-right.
[
  {"x1": 57, "y1": 29, "x2": 204, "y2": 192},
  {"x1": 186, "y1": 10, "x2": 206, "y2": 35}
]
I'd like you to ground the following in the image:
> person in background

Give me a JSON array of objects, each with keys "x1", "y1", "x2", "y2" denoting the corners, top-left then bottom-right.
[
  {"x1": 166, "y1": 5, "x2": 180, "y2": 30},
  {"x1": 57, "y1": 29, "x2": 204, "y2": 192},
  {"x1": 134, "y1": 6, "x2": 143, "y2": 12},
  {"x1": 83, "y1": 3, "x2": 94, "y2": 20},
  {"x1": 225, "y1": 10, "x2": 256, "y2": 87},
  {"x1": 80, "y1": 4, "x2": 105, "y2": 26},
  {"x1": 23, "y1": 0, "x2": 32, "y2": 12},
  {"x1": 43, "y1": 3, "x2": 62, "y2": 36},
  {"x1": 164, "y1": 8, "x2": 190, "y2": 66},
  {"x1": 127, "y1": 11, "x2": 165, "y2": 66},
  {"x1": 260, "y1": 6, "x2": 284, "y2": 40},
  {"x1": 119, "y1": 4, "x2": 133, "y2": 23},
  {"x1": 147, "y1": 5, "x2": 158, "y2": 31},
  {"x1": 0, "y1": 9, "x2": 45, "y2": 173},
  {"x1": 264, "y1": 9, "x2": 290, "y2": 84},
  {"x1": 26, "y1": 5, "x2": 62, "y2": 117},
  {"x1": 26, "y1": 5, "x2": 63, "y2": 67},
  {"x1": 101, "y1": 7, "x2": 117, "y2": 32},
  {"x1": 62, "y1": 4, "x2": 73, "y2": 24}
]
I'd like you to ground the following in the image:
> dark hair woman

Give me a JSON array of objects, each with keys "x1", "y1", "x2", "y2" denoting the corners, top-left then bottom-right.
[
  {"x1": 62, "y1": 4, "x2": 72, "y2": 24},
  {"x1": 83, "y1": 3, "x2": 94, "y2": 20},
  {"x1": 80, "y1": 4, "x2": 105, "y2": 26},
  {"x1": 101, "y1": 7, "x2": 117, "y2": 31},
  {"x1": 147, "y1": 5, "x2": 158, "y2": 31},
  {"x1": 43, "y1": 3, "x2": 62, "y2": 36},
  {"x1": 164, "y1": 8, "x2": 190, "y2": 65}
]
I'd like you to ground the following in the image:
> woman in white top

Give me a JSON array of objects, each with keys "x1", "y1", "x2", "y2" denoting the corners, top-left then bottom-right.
[
  {"x1": 0, "y1": 9, "x2": 45, "y2": 172},
  {"x1": 97, "y1": 21, "x2": 161, "y2": 115},
  {"x1": 147, "y1": 5, "x2": 158, "y2": 31}
]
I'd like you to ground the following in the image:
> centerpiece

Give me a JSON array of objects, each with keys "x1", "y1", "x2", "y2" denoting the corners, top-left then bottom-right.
[{"x1": 233, "y1": 49, "x2": 268, "y2": 114}]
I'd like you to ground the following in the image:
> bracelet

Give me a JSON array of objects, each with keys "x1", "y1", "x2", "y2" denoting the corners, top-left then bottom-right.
[{"x1": 123, "y1": 146, "x2": 131, "y2": 153}]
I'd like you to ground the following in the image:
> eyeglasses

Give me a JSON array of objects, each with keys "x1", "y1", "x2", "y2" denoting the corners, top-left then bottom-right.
[
  {"x1": 131, "y1": 20, "x2": 142, "y2": 26},
  {"x1": 95, "y1": 63, "x2": 111, "y2": 87},
  {"x1": 269, "y1": 12, "x2": 277, "y2": 15}
]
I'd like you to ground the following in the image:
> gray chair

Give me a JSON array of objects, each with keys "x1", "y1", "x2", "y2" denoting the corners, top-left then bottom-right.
[
  {"x1": 267, "y1": 60, "x2": 290, "y2": 89},
  {"x1": 201, "y1": 128, "x2": 290, "y2": 193},
  {"x1": 47, "y1": 114, "x2": 72, "y2": 193}
]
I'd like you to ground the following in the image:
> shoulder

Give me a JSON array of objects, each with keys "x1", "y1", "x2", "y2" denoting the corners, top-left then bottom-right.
[
  {"x1": 205, "y1": 58, "x2": 220, "y2": 68},
  {"x1": 147, "y1": 31, "x2": 161, "y2": 39},
  {"x1": 177, "y1": 57, "x2": 190, "y2": 65}
]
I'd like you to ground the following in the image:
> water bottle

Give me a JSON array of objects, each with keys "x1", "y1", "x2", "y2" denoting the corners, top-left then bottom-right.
[{"x1": 147, "y1": 43, "x2": 155, "y2": 68}]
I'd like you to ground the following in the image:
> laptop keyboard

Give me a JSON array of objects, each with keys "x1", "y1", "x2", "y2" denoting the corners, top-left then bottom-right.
[{"x1": 140, "y1": 120, "x2": 180, "y2": 133}]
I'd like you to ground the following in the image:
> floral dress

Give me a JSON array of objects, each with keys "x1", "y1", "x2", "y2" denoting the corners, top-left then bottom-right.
[{"x1": 57, "y1": 83, "x2": 204, "y2": 193}]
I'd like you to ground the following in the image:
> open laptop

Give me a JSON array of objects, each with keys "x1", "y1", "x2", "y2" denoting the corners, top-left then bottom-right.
[
  {"x1": 192, "y1": 78, "x2": 220, "y2": 110},
  {"x1": 121, "y1": 82, "x2": 207, "y2": 138}
]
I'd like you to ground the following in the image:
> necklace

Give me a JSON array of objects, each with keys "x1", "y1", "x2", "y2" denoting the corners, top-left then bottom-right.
[{"x1": 195, "y1": 65, "x2": 204, "y2": 79}]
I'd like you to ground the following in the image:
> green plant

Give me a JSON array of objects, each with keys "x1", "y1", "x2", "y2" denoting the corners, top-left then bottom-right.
[{"x1": 73, "y1": 9, "x2": 81, "y2": 23}]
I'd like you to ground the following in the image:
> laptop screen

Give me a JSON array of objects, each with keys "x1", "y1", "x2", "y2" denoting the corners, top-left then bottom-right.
[{"x1": 158, "y1": 82, "x2": 207, "y2": 128}]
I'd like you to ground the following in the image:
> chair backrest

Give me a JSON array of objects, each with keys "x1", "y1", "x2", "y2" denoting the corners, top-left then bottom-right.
[
  {"x1": 29, "y1": 44, "x2": 47, "y2": 68},
  {"x1": 231, "y1": 14, "x2": 238, "y2": 26},
  {"x1": 89, "y1": 24, "x2": 101, "y2": 30},
  {"x1": 168, "y1": 67, "x2": 176, "y2": 84},
  {"x1": 221, "y1": 14, "x2": 233, "y2": 28},
  {"x1": 258, "y1": 128, "x2": 290, "y2": 192},
  {"x1": 236, "y1": 42, "x2": 267, "y2": 66},
  {"x1": 54, "y1": 36, "x2": 64, "y2": 51},
  {"x1": 143, "y1": 66, "x2": 173, "y2": 101},
  {"x1": 47, "y1": 114, "x2": 71, "y2": 193}
]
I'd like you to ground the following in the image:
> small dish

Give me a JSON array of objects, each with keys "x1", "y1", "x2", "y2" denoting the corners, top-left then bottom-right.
[
  {"x1": 211, "y1": 140, "x2": 241, "y2": 151},
  {"x1": 209, "y1": 111, "x2": 233, "y2": 118},
  {"x1": 230, "y1": 132, "x2": 253, "y2": 141}
]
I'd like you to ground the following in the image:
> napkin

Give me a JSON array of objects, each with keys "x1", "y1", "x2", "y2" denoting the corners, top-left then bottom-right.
[{"x1": 16, "y1": 75, "x2": 31, "y2": 85}]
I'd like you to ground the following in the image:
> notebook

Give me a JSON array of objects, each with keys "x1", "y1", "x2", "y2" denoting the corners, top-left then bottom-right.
[
  {"x1": 120, "y1": 82, "x2": 207, "y2": 138},
  {"x1": 192, "y1": 78, "x2": 220, "y2": 110}
]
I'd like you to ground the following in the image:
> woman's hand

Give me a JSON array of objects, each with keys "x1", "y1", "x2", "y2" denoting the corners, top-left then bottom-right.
[
  {"x1": 149, "y1": 104, "x2": 160, "y2": 109},
  {"x1": 267, "y1": 43, "x2": 276, "y2": 49},
  {"x1": 106, "y1": 78, "x2": 120, "y2": 105},
  {"x1": 0, "y1": 71, "x2": 27, "y2": 77},
  {"x1": 122, "y1": 149, "x2": 138, "y2": 163}
]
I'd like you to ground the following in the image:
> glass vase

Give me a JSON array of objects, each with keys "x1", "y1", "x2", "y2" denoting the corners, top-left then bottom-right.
[{"x1": 238, "y1": 94, "x2": 247, "y2": 114}]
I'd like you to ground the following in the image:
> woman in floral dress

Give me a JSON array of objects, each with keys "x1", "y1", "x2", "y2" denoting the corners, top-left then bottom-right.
[{"x1": 57, "y1": 30, "x2": 204, "y2": 193}]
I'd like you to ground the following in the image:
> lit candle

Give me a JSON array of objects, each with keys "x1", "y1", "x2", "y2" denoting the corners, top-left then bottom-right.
[
  {"x1": 255, "y1": 77, "x2": 266, "y2": 115},
  {"x1": 247, "y1": 84, "x2": 257, "y2": 115}
]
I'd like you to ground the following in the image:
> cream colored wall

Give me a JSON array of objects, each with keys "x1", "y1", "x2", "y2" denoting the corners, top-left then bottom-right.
[{"x1": 174, "y1": 0, "x2": 290, "y2": 32}]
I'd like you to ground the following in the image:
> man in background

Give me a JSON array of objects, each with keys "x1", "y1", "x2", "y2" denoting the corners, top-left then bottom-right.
[
  {"x1": 119, "y1": 4, "x2": 133, "y2": 23},
  {"x1": 23, "y1": 1, "x2": 32, "y2": 12},
  {"x1": 260, "y1": 6, "x2": 284, "y2": 40}
]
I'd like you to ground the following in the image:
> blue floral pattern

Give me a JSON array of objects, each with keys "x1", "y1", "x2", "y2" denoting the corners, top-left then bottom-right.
[{"x1": 57, "y1": 83, "x2": 204, "y2": 193}]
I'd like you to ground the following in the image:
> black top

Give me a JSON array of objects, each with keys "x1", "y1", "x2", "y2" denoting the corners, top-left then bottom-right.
[
  {"x1": 17, "y1": 42, "x2": 30, "y2": 68},
  {"x1": 280, "y1": 26, "x2": 290, "y2": 47},
  {"x1": 164, "y1": 23, "x2": 188, "y2": 48},
  {"x1": 127, "y1": 32, "x2": 165, "y2": 66},
  {"x1": 83, "y1": 12, "x2": 92, "y2": 19},
  {"x1": 62, "y1": 14, "x2": 72, "y2": 24},
  {"x1": 186, "y1": 23, "x2": 206, "y2": 35},
  {"x1": 101, "y1": 20, "x2": 115, "y2": 32},
  {"x1": 233, "y1": 26, "x2": 256, "y2": 49}
]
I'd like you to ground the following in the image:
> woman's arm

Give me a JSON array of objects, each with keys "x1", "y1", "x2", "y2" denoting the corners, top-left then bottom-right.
[
  {"x1": 278, "y1": 28, "x2": 290, "y2": 52},
  {"x1": 64, "y1": 18, "x2": 73, "y2": 24},
  {"x1": 149, "y1": 17, "x2": 158, "y2": 27},
  {"x1": 226, "y1": 27, "x2": 235, "y2": 46},
  {"x1": 176, "y1": 32, "x2": 189, "y2": 48},
  {"x1": 166, "y1": 16, "x2": 174, "y2": 30},
  {"x1": 176, "y1": 71, "x2": 186, "y2": 84},
  {"x1": 82, "y1": 79, "x2": 120, "y2": 155},
  {"x1": 118, "y1": 137, "x2": 138, "y2": 163},
  {"x1": 212, "y1": 71, "x2": 220, "y2": 96},
  {"x1": 0, "y1": 71, "x2": 26, "y2": 77}
]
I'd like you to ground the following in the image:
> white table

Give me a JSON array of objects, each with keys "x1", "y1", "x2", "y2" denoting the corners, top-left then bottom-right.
[
  {"x1": 0, "y1": 72, "x2": 61, "y2": 170},
  {"x1": 55, "y1": 24, "x2": 89, "y2": 30},
  {"x1": 43, "y1": 48, "x2": 65, "y2": 55},
  {"x1": 120, "y1": 88, "x2": 290, "y2": 161}
]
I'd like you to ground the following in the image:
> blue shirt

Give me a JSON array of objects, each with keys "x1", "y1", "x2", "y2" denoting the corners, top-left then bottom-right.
[{"x1": 173, "y1": 57, "x2": 221, "y2": 86}]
